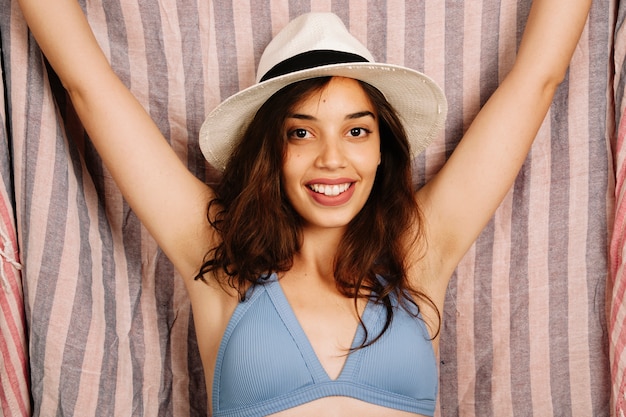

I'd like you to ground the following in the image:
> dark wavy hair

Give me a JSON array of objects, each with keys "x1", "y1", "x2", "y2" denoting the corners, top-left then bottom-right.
[{"x1": 195, "y1": 76, "x2": 440, "y2": 344}]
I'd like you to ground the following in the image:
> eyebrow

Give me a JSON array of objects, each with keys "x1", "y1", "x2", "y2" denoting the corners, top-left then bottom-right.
[{"x1": 287, "y1": 111, "x2": 376, "y2": 121}]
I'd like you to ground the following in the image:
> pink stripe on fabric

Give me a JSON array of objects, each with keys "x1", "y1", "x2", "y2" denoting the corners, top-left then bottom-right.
[
  {"x1": 171, "y1": 274, "x2": 192, "y2": 415},
  {"x1": 611, "y1": 9, "x2": 626, "y2": 412},
  {"x1": 21, "y1": 70, "x2": 59, "y2": 310},
  {"x1": 490, "y1": 5, "x2": 518, "y2": 412},
  {"x1": 422, "y1": 1, "x2": 446, "y2": 183},
  {"x1": 3, "y1": 9, "x2": 32, "y2": 416},
  {"x1": 497, "y1": 0, "x2": 517, "y2": 81},
  {"x1": 490, "y1": 198, "x2": 514, "y2": 416},
  {"x1": 347, "y1": 1, "x2": 367, "y2": 46},
  {"x1": 119, "y1": 0, "x2": 150, "y2": 104},
  {"x1": 613, "y1": 265, "x2": 626, "y2": 412},
  {"x1": 0, "y1": 270, "x2": 28, "y2": 417},
  {"x1": 310, "y1": 0, "x2": 332, "y2": 12},
  {"x1": 139, "y1": 233, "x2": 165, "y2": 415},
  {"x1": 462, "y1": 3, "x2": 482, "y2": 134},
  {"x1": 385, "y1": 1, "x2": 406, "y2": 66},
  {"x1": 567, "y1": 30, "x2": 594, "y2": 416},
  {"x1": 455, "y1": 247, "x2": 477, "y2": 417},
  {"x1": 205, "y1": 3, "x2": 221, "y2": 114},
  {"x1": 154, "y1": 2, "x2": 193, "y2": 413},
  {"x1": 0, "y1": 192, "x2": 29, "y2": 417},
  {"x1": 527, "y1": 120, "x2": 554, "y2": 415},
  {"x1": 85, "y1": 0, "x2": 113, "y2": 65},
  {"x1": 454, "y1": 5, "x2": 483, "y2": 416},
  {"x1": 233, "y1": 3, "x2": 256, "y2": 90},
  {"x1": 159, "y1": 0, "x2": 192, "y2": 166},
  {"x1": 8, "y1": 2, "x2": 30, "y2": 226},
  {"x1": 612, "y1": 112, "x2": 626, "y2": 416},
  {"x1": 67, "y1": 187, "x2": 103, "y2": 417},
  {"x1": 269, "y1": 1, "x2": 289, "y2": 38}
]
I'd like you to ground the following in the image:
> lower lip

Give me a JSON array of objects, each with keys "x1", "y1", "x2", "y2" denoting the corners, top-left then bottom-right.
[{"x1": 308, "y1": 184, "x2": 355, "y2": 206}]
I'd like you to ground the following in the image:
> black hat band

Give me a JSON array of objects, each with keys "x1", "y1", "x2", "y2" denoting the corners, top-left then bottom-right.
[{"x1": 260, "y1": 49, "x2": 369, "y2": 82}]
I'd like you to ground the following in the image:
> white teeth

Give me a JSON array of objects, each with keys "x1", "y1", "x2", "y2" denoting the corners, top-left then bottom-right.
[{"x1": 309, "y1": 183, "x2": 350, "y2": 196}]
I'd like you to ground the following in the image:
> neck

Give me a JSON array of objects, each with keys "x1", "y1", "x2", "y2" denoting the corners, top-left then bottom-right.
[{"x1": 289, "y1": 225, "x2": 345, "y2": 284}]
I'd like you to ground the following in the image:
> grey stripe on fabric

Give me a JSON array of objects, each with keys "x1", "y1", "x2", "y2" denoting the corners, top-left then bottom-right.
[
  {"x1": 406, "y1": 2, "x2": 428, "y2": 186},
  {"x1": 177, "y1": 0, "x2": 209, "y2": 182},
  {"x1": 20, "y1": 37, "x2": 45, "y2": 287},
  {"x1": 548, "y1": 72, "x2": 573, "y2": 415},
  {"x1": 124, "y1": 211, "x2": 147, "y2": 417},
  {"x1": 444, "y1": 0, "x2": 465, "y2": 159},
  {"x1": 473, "y1": 220, "x2": 495, "y2": 417},
  {"x1": 616, "y1": 4, "x2": 626, "y2": 132},
  {"x1": 509, "y1": 3, "x2": 533, "y2": 414},
  {"x1": 22, "y1": 38, "x2": 56, "y2": 417},
  {"x1": 439, "y1": 272, "x2": 459, "y2": 417},
  {"x1": 472, "y1": 3, "x2": 503, "y2": 415},
  {"x1": 43, "y1": 127, "x2": 73, "y2": 417},
  {"x1": 96, "y1": 1, "x2": 132, "y2": 415},
  {"x1": 585, "y1": 1, "x2": 612, "y2": 415},
  {"x1": 288, "y1": 0, "x2": 311, "y2": 22},
  {"x1": 0, "y1": 106, "x2": 12, "y2": 212},
  {"x1": 56, "y1": 118, "x2": 98, "y2": 417},
  {"x1": 366, "y1": 0, "x2": 387, "y2": 64},
  {"x1": 187, "y1": 312, "x2": 207, "y2": 417},
  {"x1": 250, "y1": 0, "x2": 272, "y2": 81},
  {"x1": 213, "y1": 0, "x2": 239, "y2": 100},
  {"x1": 508, "y1": 158, "x2": 532, "y2": 417},
  {"x1": 0, "y1": 8, "x2": 15, "y2": 208},
  {"x1": 136, "y1": 2, "x2": 176, "y2": 415},
  {"x1": 331, "y1": 0, "x2": 350, "y2": 25},
  {"x1": 117, "y1": 178, "x2": 148, "y2": 417},
  {"x1": 403, "y1": 1, "x2": 425, "y2": 72},
  {"x1": 155, "y1": 252, "x2": 175, "y2": 417},
  {"x1": 175, "y1": 1, "x2": 209, "y2": 410},
  {"x1": 440, "y1": 3, "x2": 466, "y2": 414},
  {"x1": 478, "y1": 1, "x2": 500, "y2": 107}
]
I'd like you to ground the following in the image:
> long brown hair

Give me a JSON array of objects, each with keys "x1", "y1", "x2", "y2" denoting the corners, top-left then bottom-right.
[{"x1": 195, "y1": 76, "x2": 440, "y2": 343}]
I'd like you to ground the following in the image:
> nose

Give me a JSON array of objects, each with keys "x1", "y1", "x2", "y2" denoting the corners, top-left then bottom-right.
[{"x1": 314, "y1": 136, "x2": 347, "y2": 170}]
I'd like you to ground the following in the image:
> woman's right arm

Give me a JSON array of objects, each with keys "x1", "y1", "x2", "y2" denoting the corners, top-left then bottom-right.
[{"x1": 18, "y1": 0, "x2": 217, "y2": 282}]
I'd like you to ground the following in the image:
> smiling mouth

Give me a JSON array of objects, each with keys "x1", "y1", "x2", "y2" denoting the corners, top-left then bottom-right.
[{"x1": 308, "y1": 183, "x2": 352, "y2": 196}]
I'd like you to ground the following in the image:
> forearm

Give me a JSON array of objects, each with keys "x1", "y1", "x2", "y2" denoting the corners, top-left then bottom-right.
[{"x1": 512, "y1": 0, "x2": 592, "y2": 88}]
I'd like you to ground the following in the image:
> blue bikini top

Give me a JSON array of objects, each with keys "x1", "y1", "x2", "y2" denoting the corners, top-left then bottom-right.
[{"x1": 212, "y1": 273, "x2": 438, "y2": 417}]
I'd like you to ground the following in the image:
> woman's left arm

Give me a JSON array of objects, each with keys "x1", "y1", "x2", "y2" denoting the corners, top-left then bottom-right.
[{"x1": 417, "y1": 0, "x2": 592, "y2": 279}]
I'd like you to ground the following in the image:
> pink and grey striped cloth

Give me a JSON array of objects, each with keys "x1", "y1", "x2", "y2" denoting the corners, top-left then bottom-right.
[{"x1": 1, "y1": 0, "x2": 622, "y2": 415}]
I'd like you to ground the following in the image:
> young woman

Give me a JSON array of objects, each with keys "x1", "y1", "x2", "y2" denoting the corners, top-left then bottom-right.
[{"x1": 17, "y1": 1, "x2": 591, "y2": 416}]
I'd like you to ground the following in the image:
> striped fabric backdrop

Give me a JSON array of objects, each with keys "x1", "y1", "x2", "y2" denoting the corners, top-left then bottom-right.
[
  {"x1": 0, "y1": 0, "x2": 618, "y2": 416},
  {"x1": 0, "y1": 16, "x2": 30, "y2": 416},
  {"x1": 611, "y1": 1, "x2": 626, "y2": 415}
]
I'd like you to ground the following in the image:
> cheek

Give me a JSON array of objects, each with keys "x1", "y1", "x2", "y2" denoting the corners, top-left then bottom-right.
[
  {"x1": 281, "y1": 153, "x2": 303, "y2": 193},
  {"x1": 357, "y1": 147, "x2": 383, "y2": 174}
]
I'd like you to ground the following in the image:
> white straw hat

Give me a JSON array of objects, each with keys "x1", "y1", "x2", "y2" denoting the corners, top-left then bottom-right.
[{"x1": 199, "y1": 12, "x2": 447, "y2": 171}]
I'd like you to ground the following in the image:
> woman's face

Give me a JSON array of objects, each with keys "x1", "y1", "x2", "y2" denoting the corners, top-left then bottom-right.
[{"x1": 281, "y1": 77, "x2": 381, "y2": 231}]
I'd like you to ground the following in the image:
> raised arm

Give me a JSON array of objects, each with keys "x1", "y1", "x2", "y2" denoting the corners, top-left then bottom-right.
[
  {"x1": 18, "y1": 0, "x2": 216, "y2": 281},
  {"x1": 416, "y1": 0, "x2": 592, "y2": 287}
]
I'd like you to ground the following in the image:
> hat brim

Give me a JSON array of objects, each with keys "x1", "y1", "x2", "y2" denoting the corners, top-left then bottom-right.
[{"x1": 199, "y1": 63, "x2": 447, "y2": 171}]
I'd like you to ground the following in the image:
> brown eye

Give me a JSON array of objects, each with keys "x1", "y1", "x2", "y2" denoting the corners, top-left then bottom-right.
[
  {"x1": 349, "y1": 127, "x2": 369, "y2": 137},
  {"x1": 288, "y1": 128, "x2": 310, "y2": 139}
]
